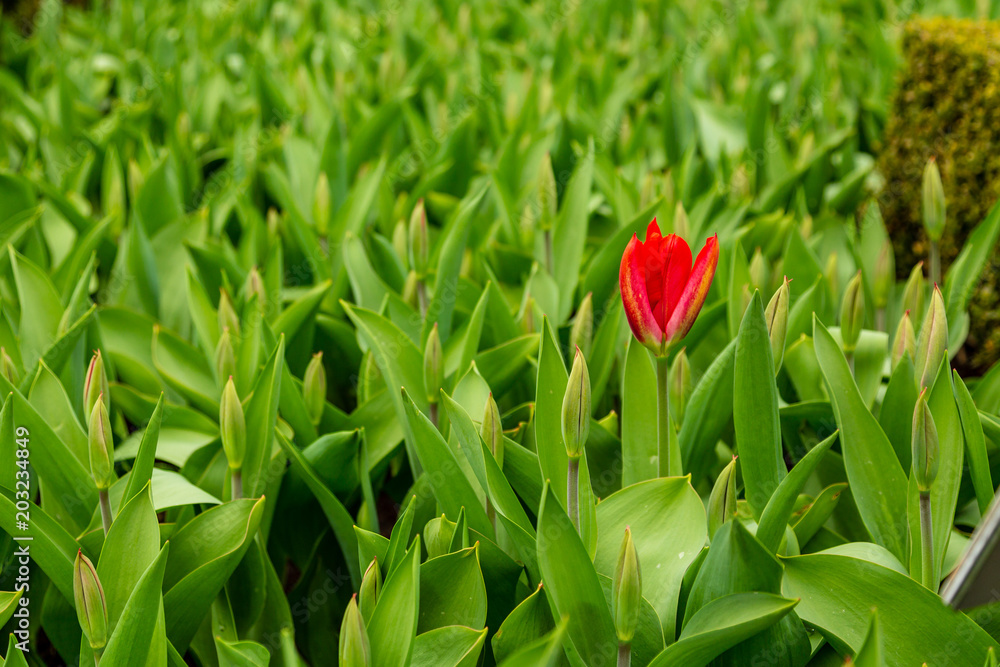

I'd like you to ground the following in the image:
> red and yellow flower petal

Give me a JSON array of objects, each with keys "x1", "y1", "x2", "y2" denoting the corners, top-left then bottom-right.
[
  {"x1": 663, "y1": 234, "x2": 719, "y2": 345},
  {"x1": 619, "y1": 233, "x2": 662, "y2": 350}
]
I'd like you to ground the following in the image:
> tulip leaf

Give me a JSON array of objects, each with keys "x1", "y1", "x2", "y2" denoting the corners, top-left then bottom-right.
[
  {"x1": 679, "y1": 339, "x2": 736, "y2": 482},
  {"x1": 98, "y1": 483, "x2": 160, "y2": 631},
  {"x1": 852, "y1": 611, "x2": 886, "y2": 667},
  {"x1": 552, "y1": 141, "x2": 594, "y2": 322},
  {"x1": 734, "y1": 291, "x2": 785, "y2": 518},
  {"x1": 3, "y1": 630, "x2": 29, "y2": 667},
  {"x1": 534, "y1": 317, "x2": 570, "y2": 507},
  {"x1": 215, "y1": 638, "x2": 270, "y2": 667},
  {"x1": 954, "y1": 370, "x2": 993, "y2": 515},
  {"x1": 813, "y1": 316, "x2": 907, "y2": 563},
  {"x1": 878, "y1": 355, "x2": 918, "y2": 470},
  {"x1": 411, "y1": 626, "x2": 487, "y2": 667},
  {"x1": 0, "y1": 488, "x2": 79, "y2": 602},
  {"x1": 791, "y1": 483, "x2": 848, "y2": 546},
  {"x1": 622, "y1": 339, "x2": 658, "y2": 486},
  {"x1": 101, "y1": 543, "x2": 170, "y2": 667},
  {"x1": 649, "y1": 593, "x2": 799, "y2": 667},
  {"x1": 781, "y1": 552, "x2": 999, "y2": 661},
  {"x1": 368, "y1": 537, "x2": 421, "y2": 667},
  {"x1": 151, "y1": 324, "x2": 218, "y2": 415},
  {"x1": 243, "y1": 337, "x2": 284, "y2": 497},
  {"x1": 496, "y1": 618, "x2": 569, "y2": 667},
  {"x1": 943, "y1": 198, "x2": 1000, "y2": 328},
  {"x1": 418, "y1": 546, "x2": 487, "y2": 633},
  {"x1": 121, "y1": 394, "x2": 165, "y2": 505},
  {"x1": 0, "y1": 590, "x2": 22, "y2": 629},
  {"x1": 492, "y1": 584, "x2": 555, "y2": 664},
  {"x1": 9, "y1": 247, "x2": 62, "y2": 371}
]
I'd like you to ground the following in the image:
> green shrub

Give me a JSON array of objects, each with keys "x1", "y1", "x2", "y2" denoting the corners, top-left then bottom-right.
[{"x1": 879, "y1": 16, "x2": 1000, "y2": 372}]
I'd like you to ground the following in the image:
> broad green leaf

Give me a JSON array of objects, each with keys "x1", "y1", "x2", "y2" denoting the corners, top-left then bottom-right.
[
  {"x1": 497, "y1": 618, "x2": 569, "y2": 667},
  {"x1": 621, "y1": 339, "x2": 658, "y2": 486},
  {"x1": 852, "y1": 611, "x2": 885, "y2": 667},
  {"x1": 2, "y1": 632, "x2": 28, "y2": 667},
  {"x1": 216, "y1": 638, "x2": 270, "y2": 667},
  {"x1": 878, "y1": 356, "x2": 918, "y2": 470},
  {"x1": 679, "y1": 339, "x2": 736, "y2": 482},
  {"x1": 791, "y1": 483, "x2": 848, "y2": 546},
  {"x1": 411, "y1": 626, "x2": 487, "y2": 667},
  {"x1": 0, "y1": 488, "x2": 78, "y2": 601},
  {"x1": 151, "y1": 325, "x2": 217, "y2": 415},
  {"x1": 954, "y1": 370, "x2": 993, "y2": 515},
  {"x1": 0, "y1": 590, "x2": 21, "y2": 629},
  {"x1": 943, "y1": 199, "x2": 1000, "y2": 330},
  {"x1": 418, "y1": 547, "x2": 487, "y2": 633},
  {"x1": 552, "y1": 142, "x2": 595, "y2": 322},
  {"x1": 492, "y1": 585, "x2": 554, "y2": 664},
  {"x1": 98, "y1": 483, "x2": 160, "y2": 630},
  {"x1": 534, "y1": 318, "x2": 569, "y2": 507},
  {"x1": 101, "y1": 543, "x2": 170, "y2": 667},
  {"x1": 9, "y1": 247, "x2": 62, "y2": 370},
  {"x1": 121, "y1": 394, "x2": 164, "y2": 505},
  {"x1": 243, "y1": 337, "x2": 284, "y2": 497},
  {"x1": 368, "y1": 537, "x2": 421, "y2": 667}
]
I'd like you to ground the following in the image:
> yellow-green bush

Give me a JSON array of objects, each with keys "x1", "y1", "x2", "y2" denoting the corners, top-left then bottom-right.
[{"x1": 879, "y1": 16, "x2": 1000, "y2": 372}]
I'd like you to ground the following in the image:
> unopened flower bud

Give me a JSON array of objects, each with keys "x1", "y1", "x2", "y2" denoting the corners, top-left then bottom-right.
[
  {"x1": 338, "y1": 595, "x2": 371, "y2": 667},
  {"x1": 481, "y1": 393, "x2": 504, "y2": 469},
  {"x1": 902, "y1": 263, "x2": 925, "y2": 326},
  {"x1": 569, "y1": 293, "x2": 594, "y2": 359},
  {"x1": 424, "y1": 513, "x2": 458, "y2": 559},
  {"x1": 74, "y1": 550, "x2": 108, "y2": 651},
  {"x1": 669, "y1": 349, "x2": 692, "y2": 427},
  {"x1": 839, "y1": 271, "x2": 865, "y2": 354},
  {"x1": 88, "y1": 398, "x2": 114, "y2": 490},
  {"x1": 220, "y1": 377, "x2": 246, "y2": 470},
  {"x1": 561, "y1": 348, "x2": 591, "y2": 459},
  {"x1": 914, "y1": 285, "x2": 947, "y2": 390},
  {"x1": 392, "y1": 219, "x2": 408, "y2": 269},
  {"x1": 245, "y1": 267, "x2": 265, "y2": 311},
  {"x1": 0, "y1": 348, "x2": 17, "y2": 385},
  {"x1": 303, "y1": 352, "x2": 326, "y2": 427},
  {"x1": 922, "y1": 157, "x2": 946, "y2": 242},
  {"x1": 765, "y1": 278, "x2": 790, "y2": 373},
  {"x1": 872, "y1": 241, "x2": 895, "y2": 309},
  {"x1": 825, "y1": 252, "x2": 839, "y2": 299},
  {"x1": 912, "y1": 389, "x2": 939, "y2": 492},
  {"x1": 749, "y1": 247, "x2": 768, "y2": 293},
  {"x1": 423, "y1": 325, "x2": 443, "y2": 405},
  {"x1": 358, "y1": 558, "x2": 380, "y2": 623},
  {"x1": 409, "y1": 200, "x2": 429, "y2": 278},
  {"x1": 612, "y1": 527, "x2": 641, "y2": 644},
  {"x1": 218, "y1": 289, "x2": 240, "y2": 337},
  {"x1": 83, "y1": 350, "x2": 109, "y2": 417},
  {"x1": 891, "y1": 311, "x2": 917, "y2": 372},
  {"x1": 708, "y1": 457, "x2": 738, "y2": 539},
  {"x1": 314, "y1": 172, "x2": 330, "y2": 237},
  {"x1": 215, "y1": 329, "x2": 236, "y2": 386},
  {"x1": 538, "y1": 153, "x2": 557, "y2": 231}
]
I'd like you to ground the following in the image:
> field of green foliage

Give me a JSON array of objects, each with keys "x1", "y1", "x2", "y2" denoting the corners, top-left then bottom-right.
[{"x1": 2, "y1": 0, "x2": 1000, "y2": 665}]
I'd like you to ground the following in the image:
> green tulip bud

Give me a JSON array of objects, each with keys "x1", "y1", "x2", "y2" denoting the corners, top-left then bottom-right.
[
  {"x1": 423, "y1": 325, "x2": 443, "y2": 406},
  {"x1": 872, "y1": 240, "x2": 895, "y2": 309},
  {"x1": 748, "y1": 247, "x2": 768, "y2": 293},
  {"x1": 561, "y1": 348, "x2": 591, "y2": 459},
  {"x1": 824, "y1": 252, "x2": 839, "y2": 299},
  {"x1": 0, "y1": 348, "x2": 17, "y2": 385},
  {"x1": 481, "y1": 393, "x2": 504, "y2": 469},
  {"x1": 220, "y1": 377, "x2": 246, "y2": 470},
  {"x1": 569, "y1": 292, "x2": 594, "y2": 359},
  {"x1": 73, "y1": 550, "x2": 108, "y2": 651},
  {"x1": 303, "y1": 352, "x2": 326, "y2": 427},
  {"x1": 408, "y1": 200, "x2": 429, "y2": 278},
  {"x1": 338, "y1": 595, "x2": 371, "y2": 667},
  {"x1": 891, "y1": 310, "x2": 917, "y2": 372},
  {"x1": 764, "y1": 277, "x2": 790, "y2": 373},
  {"x1": 314, "y1": 171, "x2": 330, "y2": 237},
  {"x1": 358, "y1": 558, "x2": 380, "y2": 623},
  {"x1": 538, "y1": 153, "x2": 557, "y2": 231},
  {"x1": 672, "y1": 200, "x2": 689, "y2": 241},
  {"x1": 392, "y1": 219, "x2": 408, "y2": 269},
  {"x1": 839, "y1": 271, "x2": 865, "y2": 354},
  {"x1": 668, "y1": 348, "x2": 692, "y2": 427},
  {"x1": 245, "y1": 267, "x2": 266, "y2": 311},
  {"x1": 88, "y1": 398, "x2": 115, "y2": 491},
  {"x1": 424, "y1": 513, "x2": 458, "y2": 559},
  {"x1": 708, "y1": 457, "x2": 738, "y2": 539},
  {"x1": 215, "y1": 329, "x2": 236, "y2": 386},
  {"x1": 83, "y1": 350, "x2": 109, "y2": 418},
  {"x1": 922, "y1": 157, "x2": 946, "y2": 242},
  {"x1": 612, "y1": 527, "x2": 642, "y2": 644},
  {"x1": 912, "y1": 389, "x2": 939, "y2": 492},
  {"x1": 914, "y1": 285, "x2": 947, "y2": 390},
  {"x1": 218, "y1": 289, "x2": 240, "y2": 337},
  {"x1": 902, "y1": 262, "x2": 925, "y2": 326}
]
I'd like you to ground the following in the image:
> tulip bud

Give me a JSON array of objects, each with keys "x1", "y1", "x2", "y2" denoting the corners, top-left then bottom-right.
[
  {"x1": 708, "y1": 457, "x2": 737, "y2": 539},
  {"x1": 824, "y1": 252, "x2": 839, "y2": 299},
  {"x1": 73, "y1": 550, "x2": 108, "y2": 651},
  {"x1": 218, "y1": 289, "x2": 240, "y2": 337},
  {"x1": 358, "y1": 558, "x2": 380, "y2": 622},
  {"x1": 338, "y1": 595, "x2": 371, "y2": 667},
  {"x1": 220, "y1": 377, "x2": 246, "y2": 470},
  {"x1": 83, "y1": 350, "x2": 109, "y2": 417},
  {"x1": 902, "y1": 262, "x2": 925, "y2": 325},
  {"x1": 314, "y1": 171, "x2": 330, "y2": 237},
  {"x1": 303, "y1": 352, "x2": 326, "y2": 427},
  {"x1": 423, "y1": 325, "x2": 443, "y2": 406},
  {"x1": 912, "y1": 389, "x2": 939, "y2": 492},
  {"x1": 612, "y1": 527, "x2": 641, "y2": 644},
  {"x1": 538, "y1": 153, "x2": 557, "y2": 231},
  {"x1": 245, "y1": 267, "x2": 266, "y2": 310},
  {"x1": 914, "y1": 285, "x2": 947, "y2": 390},
  {"x1": 561, "y1": 348, "x2": 591, "y2": 459},
  {"x1": 839, "y1": 271, "x2": 865, "y2": 354},
  {"x1": 408, "y1": 200, "x2": 429, "y2": 278},
  {"x1": 88, "y1": 398, "x2": 115, "y2": 490},
  {"x1": 216, "y1": 329, "x2": 236, "y2": 386},
  {"x1": 0, "y1": 348, "x2": 17, "y2": 385},
  {"x1": 765, "y1": 278, "x2": 790, "y2": 373},
  {"x1": 392, "y1": 219, "x2": 408, "y2": 269},
  {"x1": 569, "y1": 293, "x2": 594, "y2": 359},
  {"x1": 673, "y1": 200, "x2": 689, "y2": 241},
  {"x1": 668, "y1": 349, "x2": 692, "y2": 427},
  {"x1": 481, "y1": 393, "x2": 504, "y2": 469},
  {"x1": 521, "y1": 294, "x2": 537, "y2": 334},
  {"x1": 891, "y1": 311, "x2": 917, "y2": 372},
  {"x1": 424, "y1": 514, "x2": 458, "y2": 559},
  {"x1": 872, "y1": 241, "x2": 895, "y2": 310},
  {"x1": 922, "y1": 157, "x2": 946, "y2": 242},
  {"x1": 748, "y1": 247, "x2": 768, "y2": 293}
]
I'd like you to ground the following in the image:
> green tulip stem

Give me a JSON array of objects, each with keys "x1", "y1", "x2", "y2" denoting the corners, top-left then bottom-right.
[
  {"x1": 232, "y1": 468, "x2": 243, "y2": 500},
  {"x1": 929, "y1": 240, "x2": 941, "y2": 288},
  {"x1": 845, "y1": 350, "x2": 855, "y2": 377},
  {"x1": 98, "y1": 489, "x2": 112, "y2": 536},
  {"x1": 429, "y1": 402, "x2": 439, "y2": 429},
  {"x1": 919, "y1": 490, "x2": 934, "y2": 590},
  {"x1": 617, "y1": 642, "x2": 631, "y2": 667},
  {"x1": 876, "y1": 307, "x2": 886, "y2": 333},
  {"x1": 656, "y1": 355, "x2": 674, "y2": 476},
  {"x1": 567, "y1": 456, "x2": 580, "y2": 532},
  {"x1": 94, "y1": 649, "x2": 102, "y2": 666}
]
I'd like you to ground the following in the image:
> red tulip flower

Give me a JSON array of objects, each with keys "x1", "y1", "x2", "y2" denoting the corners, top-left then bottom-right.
[{"x1": 620, "y1": 219, "x2": 719, "y2": 356}]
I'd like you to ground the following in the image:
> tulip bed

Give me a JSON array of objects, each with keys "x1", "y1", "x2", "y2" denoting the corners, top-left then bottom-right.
[{"x1": 3, "y1": 0, "x2": 1000, "y2": 665}]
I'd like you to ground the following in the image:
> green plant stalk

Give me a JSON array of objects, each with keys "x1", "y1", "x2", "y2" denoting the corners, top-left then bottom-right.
[
  {"x1": 919, "y1": 490, "x2": 934, "y2": 590},
  {"x1": 98, "y1": 490, "x2": 112, "y2": 536},
  {"x1": 617, "y1": 643, "x2": 631, "y2": 667},
  {"x1": 94, "y1": 649, "x2": 102, "y2": 667},
  {"x1": 232, "y1": 468, "x2": 243, "y2": 500},
  {"x1": 567, "y1": 456, "x2": 580, "y2": 532},
  {"x1": 429, "y1": 402, "x2": 439, "y2": 430},
  {"x1": 845, "y1": 350, "x2": 855, "y2": 377},
  {"x1": 929, "y1": 240, "x2": 941, "y2": 287},
  {"x1": 656, "y1": 355, "x2": 674, "y2": 476},
  {"x1": 876, "y1": 307, "x2": 886, "y2": 333}
]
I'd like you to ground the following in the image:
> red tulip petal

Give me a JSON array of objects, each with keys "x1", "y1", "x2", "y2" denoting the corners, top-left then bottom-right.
[
  {"x1": 620, "y1": 233, "x2": 662, "y2": 350},
  {"x1": 645, "y1": 233, "x2": 692, "y2": 330},
  {"x1": 663, "y1": 234, "x2": 719, "y2": 344}
]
